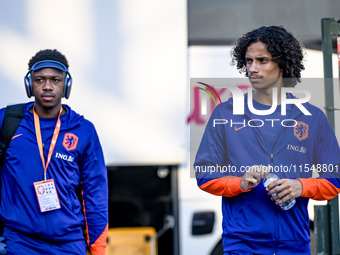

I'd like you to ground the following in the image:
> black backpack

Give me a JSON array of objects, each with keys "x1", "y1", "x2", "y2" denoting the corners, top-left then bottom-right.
[
  {"x1": 0, "y1": 104, "x2": 25, "y2": 165},
  {"x1": 0, "y1": 104, "x2": 25, "y2": 235}
]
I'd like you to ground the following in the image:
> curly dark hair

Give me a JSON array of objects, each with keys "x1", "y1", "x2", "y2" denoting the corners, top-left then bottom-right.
[
  {"x1": 231, "y1": 26, "x2": 305, "y2": 87},
  {"x1": 28, "y1": 49, "x2": 69, "y2": 70}
]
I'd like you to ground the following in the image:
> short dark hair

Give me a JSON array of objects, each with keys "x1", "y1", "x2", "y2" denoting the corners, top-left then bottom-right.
[
  {"x1": 231, "y1": 26, "x2": 305, "y2": 87},
  {"x1": 28, "y1": 49, "x2": 69, "y2": 70}
]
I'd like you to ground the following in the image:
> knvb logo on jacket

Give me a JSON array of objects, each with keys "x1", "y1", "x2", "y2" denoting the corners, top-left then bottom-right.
[
  {"x1": 294, "y1": 121, "x2": 309, "y2": 141},
  {"x1": 62, "y1": 133, "x2": 79, "y2": 151}
]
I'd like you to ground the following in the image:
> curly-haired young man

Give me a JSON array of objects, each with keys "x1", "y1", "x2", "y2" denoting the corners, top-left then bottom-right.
[
  {"x1": 194, "y1": 26, "x2": 340, "y2": 254},
  {"x1": 0, "y1": 49, "x2": 108, "y2": 254}
]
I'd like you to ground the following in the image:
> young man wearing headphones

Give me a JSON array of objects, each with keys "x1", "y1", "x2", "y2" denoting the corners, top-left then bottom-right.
[{"x1": 0, "y1": 49, "x2": 108, "y2": 254}]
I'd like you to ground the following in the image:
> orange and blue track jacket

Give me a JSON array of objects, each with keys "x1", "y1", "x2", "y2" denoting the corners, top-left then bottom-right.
[
  {"x1": 194, "y1": 94, "x2": 340, "y2": 255},
  {"x1": 0, "y1": 102, "x2": 108, "y2": 254}
]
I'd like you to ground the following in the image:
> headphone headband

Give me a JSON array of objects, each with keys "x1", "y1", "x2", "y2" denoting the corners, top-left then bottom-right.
[
  {"x1": 24, "y1": 60, "x2": 72, "y2": 99},
  {"x1": 29, "y1": 60, "x2": 69, "y2": 73}
]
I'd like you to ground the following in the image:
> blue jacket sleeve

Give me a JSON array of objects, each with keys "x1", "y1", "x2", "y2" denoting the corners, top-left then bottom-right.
[
  {"x1": 194, "y1": 104, "x2": 252, "y2": 196},
  {"x1": 79, "y1": 123, "x2": 108, "y2": 254},
  {"x1": 194, "y1": 104, "x2": 228, "y2": 186},
  {"x1": 314, "y1": 110, "x2": 340, "y2": 186},
  {"x1": 299, "y1": 110, "x2": 340, "y2": 200},
  {"x1": 0, "y1": 107, "x2": 6, "y2": 170}
]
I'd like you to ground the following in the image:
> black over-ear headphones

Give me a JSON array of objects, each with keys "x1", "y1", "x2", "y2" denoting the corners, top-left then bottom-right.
[{"x1": 24, "y1": 60, "x2": 73, "y2": 99}]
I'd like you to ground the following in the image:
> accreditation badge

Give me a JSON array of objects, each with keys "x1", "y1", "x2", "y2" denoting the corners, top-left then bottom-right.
[{"x1": 34, "y1": 179, "x2": 61, "y2": 213}]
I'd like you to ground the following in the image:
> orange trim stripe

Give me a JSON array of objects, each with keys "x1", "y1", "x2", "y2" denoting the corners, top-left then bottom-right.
[
  {"x1": 81, "y1": 189, "x2": 90, "y2": 246},
  {"x1": 90, "y1": 224, "x2": 108, "y2": 255},
  {"x1": 11, "y1": 134, "x2": 23, "y2": 140},
  {"x1": 298, "y1": 178, "x2": 340, "y2": 200},
  {"x1": 199, "y1": 177, "x2": 251, "y2": 197}
]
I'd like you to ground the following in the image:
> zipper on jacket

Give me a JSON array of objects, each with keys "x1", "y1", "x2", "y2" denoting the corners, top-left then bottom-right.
[{"x1": 270, "y1": 152, "x2": 279, "y2": 245}]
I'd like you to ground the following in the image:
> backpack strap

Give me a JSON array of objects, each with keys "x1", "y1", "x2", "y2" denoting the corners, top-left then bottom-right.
[
  {"x1": 0, "y1": 103, "x2": 25, "y2": 235},
  {"x1": 0, "y1": 104, "x2": 25, "y2": 161}
]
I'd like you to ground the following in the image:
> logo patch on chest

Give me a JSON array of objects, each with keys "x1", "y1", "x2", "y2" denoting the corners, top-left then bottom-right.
[
  {"x1": 62, "y1": 133, "x2": 79, "y2": 151},
  {"x1": 293, "y1": 121, "x2": 309, "y2": 141}
]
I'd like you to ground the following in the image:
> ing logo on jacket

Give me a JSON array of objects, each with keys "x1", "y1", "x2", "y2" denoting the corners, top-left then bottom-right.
[
  {"x1": 63, "y1": 133, "x2": 79, "y2": 151},
  {"x1": 294, "y1": 121, "x2": 309, "y2": 141}
]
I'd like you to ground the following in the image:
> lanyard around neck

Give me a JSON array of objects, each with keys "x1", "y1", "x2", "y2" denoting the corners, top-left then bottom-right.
[{"x1": 33, "y1": 105, "x2": 62, "y2": 181}]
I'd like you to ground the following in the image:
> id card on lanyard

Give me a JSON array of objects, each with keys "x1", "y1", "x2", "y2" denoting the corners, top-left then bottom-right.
[{"x1": 33, "y1": 105, "x2": 62, "y2": 213}]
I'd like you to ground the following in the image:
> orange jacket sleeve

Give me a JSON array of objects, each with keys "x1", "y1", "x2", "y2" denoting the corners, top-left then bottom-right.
[
  {"x1": 89, "y1": 224, "x2": 108, "y2": 255},
  {"x1": 298, "y1": 178, "x2": 340, "y2": 200},
  {"x1": 199, "y1": 176, "x2": 251, "y2": 197}
]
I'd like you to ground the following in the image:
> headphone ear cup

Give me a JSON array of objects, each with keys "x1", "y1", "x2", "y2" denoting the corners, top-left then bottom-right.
[
  {"x1": 24, "y1": 75, "x2": 33, "y2": 98},
  {"x1": 63, "y1": 76, "x2": 72, "y2": 99}
]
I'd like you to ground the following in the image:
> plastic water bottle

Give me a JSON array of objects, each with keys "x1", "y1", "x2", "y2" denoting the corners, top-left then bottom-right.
[{"x1": 263, "y1": 173, "x2": 296, "y2": 210}]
